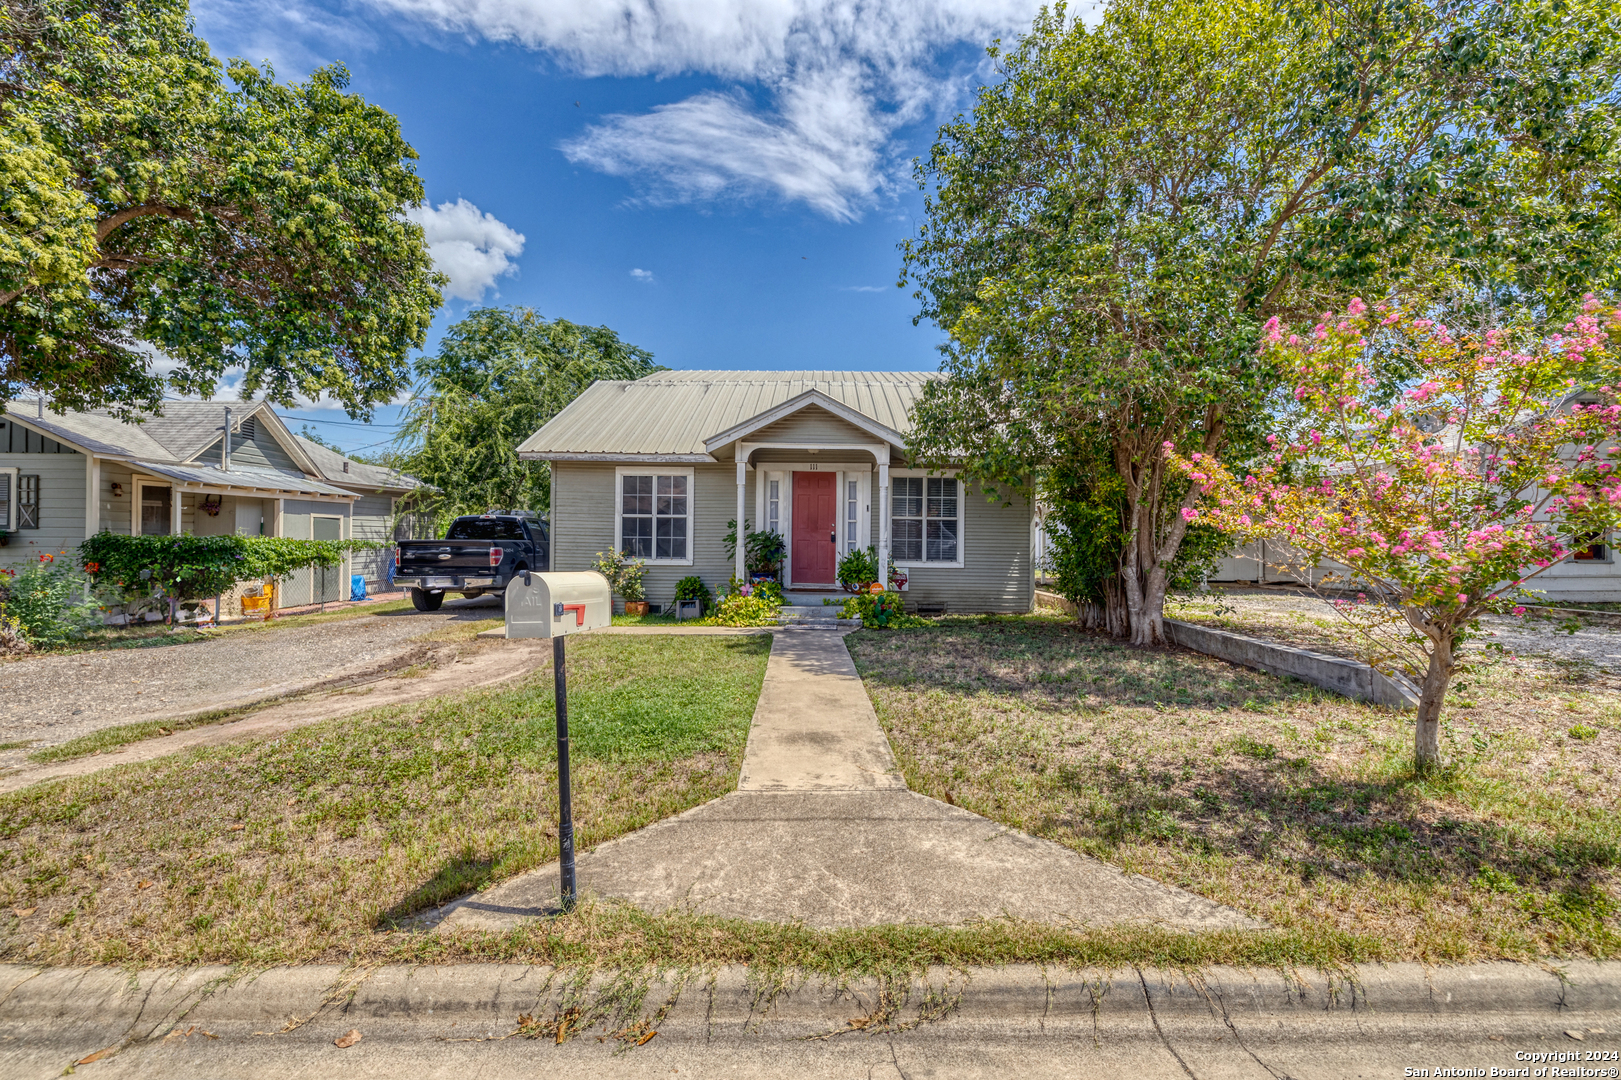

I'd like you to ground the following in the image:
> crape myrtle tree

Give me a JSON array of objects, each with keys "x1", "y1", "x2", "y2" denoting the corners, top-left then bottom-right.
[
  {"x1": 901, "y1": 0, "x2": 1621, "y2": 645},
  {"x1": 390, "y1": 307, "x2": 662, "y2": 529},
  {"x1": 0, "y1": 0, "x2": 443, "y2": 417},
  {"x1": 1170, "y1": 298, "x2": 1621, "y2": 768}
]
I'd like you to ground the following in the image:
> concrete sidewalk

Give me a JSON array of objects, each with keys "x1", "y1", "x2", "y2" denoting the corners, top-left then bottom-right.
[
  {"x1": 2, "y1": 961, "x2": 1615, "y2": 1079},
  {"x1": 441, "y1": 628, "x2": 1257, "y2": 931}
]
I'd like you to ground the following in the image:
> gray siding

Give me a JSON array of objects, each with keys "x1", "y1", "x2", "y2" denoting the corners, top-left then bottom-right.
[
  {"x1": 0, "y1": 448, "x2": 86, "y2": 564},
  {"x1": 553, "y1": 462, "x2": 753, "y2": 611},
  {"x1": 98, "y1": 461, "x2": 133, "y2": 535},
  {"x1": 897, "y1": 483, "x2": 1032, "y2": 614},
  {"x1": 197, "y1": 426, "x2": 300, "y2": 473},
  {"x1": 748, "y1": 407, "x2": 889, "y2": 450},
  {"x1": 351, "y1": 493, "x2": 394, "y2": 583},
  {"x1": 189, "y1": 493, "x2": 236, "y2": 537},
  {"x1": 554, "y1": 462, "x2": 1033, "y2": 614}
]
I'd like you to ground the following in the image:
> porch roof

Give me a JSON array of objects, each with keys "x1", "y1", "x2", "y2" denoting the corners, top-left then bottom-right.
[
  {"x1": 516, "y1": 370, "x2": 935, "y2": 460},
  {"x1": 131, "y1": 461, "x2": 357, "y2": 499}
]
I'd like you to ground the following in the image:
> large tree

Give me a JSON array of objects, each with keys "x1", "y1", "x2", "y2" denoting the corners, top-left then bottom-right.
[
  {"x1": 0, "y1": 0, "x2": 443, "y2": 417},
  {"x1": 391, "y1": 307, "x2": 661, "y2": 526},
  {"x1": 902, "y1": 0, "x2": 1621, "y2": 644}
]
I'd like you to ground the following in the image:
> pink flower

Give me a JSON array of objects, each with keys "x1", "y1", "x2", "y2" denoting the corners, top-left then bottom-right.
[{"x1": 1181, "y1": 507, "x2": 1199, "y2": 522}]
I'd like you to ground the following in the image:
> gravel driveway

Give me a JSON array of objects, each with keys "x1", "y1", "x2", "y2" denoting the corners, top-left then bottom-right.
[{"x1": 0, "y1": 596, "x2": 504, "y2": 757}]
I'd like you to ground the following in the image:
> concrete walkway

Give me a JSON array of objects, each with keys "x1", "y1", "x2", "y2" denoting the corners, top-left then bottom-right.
[{"x1": 441, "y1": 629, "x2": 1257, "y2": 931}]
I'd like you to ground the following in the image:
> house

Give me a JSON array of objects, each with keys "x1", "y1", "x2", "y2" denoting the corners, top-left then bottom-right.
[
  {"x1": 516, "y1": 370, "x2": 1034, "y2": 613},
  {"x1": 0, "y1": 399, "x2": 421, "y2": 609}
]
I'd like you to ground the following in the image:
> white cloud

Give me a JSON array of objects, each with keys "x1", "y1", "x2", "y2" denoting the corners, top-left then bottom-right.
[
  {"x1": 405, "y1": 199, "x2": 527, "y2": 302},
  {"x1": 630, "y1": 268, "x2": 655, "y2": 282},
  {"x1": 358, "y1": 0, "x2": 1082, "y2": 219},
  {"x1": 839, "y1": 284, "x2": 890, "y2": 293}
]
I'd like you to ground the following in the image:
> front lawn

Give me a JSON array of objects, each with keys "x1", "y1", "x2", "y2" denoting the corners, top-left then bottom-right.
[
  {"x1": 0, "y1": 634, "x2": 771, "y2": 966},
  {"x1": 848, "y1": 616, "x2": 1620, "y2": 962}
]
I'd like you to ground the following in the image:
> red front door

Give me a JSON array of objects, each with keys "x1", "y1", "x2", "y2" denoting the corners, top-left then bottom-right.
[{"x1": 791, "y1": 472, "x2": 838, "y2": 584}]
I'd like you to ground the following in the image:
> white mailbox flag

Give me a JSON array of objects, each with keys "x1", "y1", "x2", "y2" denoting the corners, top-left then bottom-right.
[{"x1": 505, "y1": 571, "x2": 612, "y2": 639}]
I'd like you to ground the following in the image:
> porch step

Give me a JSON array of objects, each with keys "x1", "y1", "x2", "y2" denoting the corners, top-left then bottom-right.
[{"x1": 776, "y1": 606, "x2": 861, "y2": 629}]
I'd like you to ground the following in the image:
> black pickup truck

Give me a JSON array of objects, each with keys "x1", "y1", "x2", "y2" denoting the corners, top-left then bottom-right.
[{"x1": 394, "y1": 513, "x2": 550, "y2": 611}]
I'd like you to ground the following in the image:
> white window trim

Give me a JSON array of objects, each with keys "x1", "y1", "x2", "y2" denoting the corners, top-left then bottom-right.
[
  {"x1": 0, "y1": 467, "x2": 14, "y2": 532},
  {"x1": 837, "y1": 468, "x2": 871, "y2": 557},
  {"x1": 614, "y1": 465, "x2": 695, "y2": 566},
  {"x1": 133, "y1": 479, "x2": 176, "y2": 537},
  {"x1": 889, "y1": 468, "x2": 966, "y2": 569}
]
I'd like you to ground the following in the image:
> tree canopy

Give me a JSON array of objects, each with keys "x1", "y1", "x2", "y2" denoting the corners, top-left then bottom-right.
[
  {"x1": 902, "y1": 0, "x2": 1621, "y2": 644},
  {"x1": 0, "y1": 0, "x2": 444, "y2": 418},
  {"x1": 390, "y1": 307, "x2": 661, "y2": 527},
  {"x1": 1170, "y1": 297, "x2": 1621, "y2": 766}
]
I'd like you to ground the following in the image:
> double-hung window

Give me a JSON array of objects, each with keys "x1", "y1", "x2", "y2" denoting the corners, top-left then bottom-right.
[
  {"x1": 892, "y1": 475, "x2": 961, "y2": 565},
  {"x1": 767, "y1": 478, "x2": 781, "y2": 534},
  {"x1": 619, "y1": 469, "x2": 691, "y2": 563}
]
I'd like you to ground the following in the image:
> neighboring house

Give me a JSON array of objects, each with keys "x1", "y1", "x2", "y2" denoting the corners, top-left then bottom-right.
[
  {"x1": 516, "y1": 370, "x2": 1034, "y2": 614},
  {"x1": 1210, "y1": 536, "x2": 1621, "y2": 602},
  {"x1": 0, "y1": 399, "x2": 421, "y2": 608}
]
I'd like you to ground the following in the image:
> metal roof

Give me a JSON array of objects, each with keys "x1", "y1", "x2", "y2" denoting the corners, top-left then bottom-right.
[
  {"x1": 131, "y1": 461, "x2": 357, "y2": 498},
  {"x1": 517, "y1": 371, "x2": 937, "y2": 458}
]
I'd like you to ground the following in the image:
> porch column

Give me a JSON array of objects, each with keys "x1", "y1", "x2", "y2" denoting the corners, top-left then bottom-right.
[
  {"x1": 170, "y1": 486, "x2": 182, "y2": 536},
  {"x1": 877, "y1": 461, "x2": 890, "y2": 588},
  {"x1": 85, "y1": 455, "x2": 99, "y2": 539},
  {"x1": 735, "y1": 459, "x2": 747, "y2": 583}
]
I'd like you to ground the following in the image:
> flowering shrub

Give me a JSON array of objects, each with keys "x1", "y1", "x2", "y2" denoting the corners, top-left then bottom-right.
[
  {"x1": 1167, "y1": 297, "x2": 1621, "y2": 767},
  {"x1": 0, "y1": 613, "x2": 29, "y2": 655},
  {"x1": 709, "y1": 593, "x2": 780, "y2": 627},
  {"x1": 839, "y1": 590, "x2": 930, "y2": 629},
  {"x1": 0, "y1": 557, "x2": 100, "y2": 645},
  {"x1": 590, "y1": 549, "x2": 646, "y2": 602}
]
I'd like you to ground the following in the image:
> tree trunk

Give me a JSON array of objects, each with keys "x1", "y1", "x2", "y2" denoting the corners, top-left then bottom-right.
[
  {"x1": 1130, "y1": 565, "x2": 1170, "y2": 646},
  {"x1": 1413, "y1": 638, "x2": 1455, "y2": 770}
]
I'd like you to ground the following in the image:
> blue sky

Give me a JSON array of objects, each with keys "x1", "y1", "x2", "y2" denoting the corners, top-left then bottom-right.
[{"x1": 184, "y1": 0, "x2": 1089, "y2": 455}]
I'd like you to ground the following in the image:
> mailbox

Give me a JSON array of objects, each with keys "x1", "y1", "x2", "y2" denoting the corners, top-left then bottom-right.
[{"x1": 504, "y1": 571, "x2": 612, "y2": 639}]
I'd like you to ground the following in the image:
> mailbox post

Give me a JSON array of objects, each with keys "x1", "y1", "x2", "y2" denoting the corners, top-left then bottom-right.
[{"x1": 504, "y1": 571, "x2": 611, "y2": 912}]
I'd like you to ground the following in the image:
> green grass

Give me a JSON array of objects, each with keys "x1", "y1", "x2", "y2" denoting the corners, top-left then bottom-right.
[
  {"x1": 0, "y1": 634, "x2": 772, "y2": 966},
  {"x1": 27, "y1": 709, "x2": 251, "y2": 764},
  {"x1": 612, "y1": 612, "x2": 679, "y2": 626},
  {"x1": 847, "y1": 616, "x2": 1621, "y2": 963}
]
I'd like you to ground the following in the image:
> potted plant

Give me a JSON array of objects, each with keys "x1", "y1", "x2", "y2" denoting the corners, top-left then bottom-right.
[
  {"x1": 591, "y1": 549, "x2": 649, "y2": 615},
  {"x1": 837, "y1": 546, "x2": 879, "y2": 592},
  {"x1": 672, "y1": 575, "x2": 710, "y2": 620}
]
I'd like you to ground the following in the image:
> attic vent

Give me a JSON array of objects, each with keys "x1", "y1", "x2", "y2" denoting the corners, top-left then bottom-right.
[
  {"x1": 342, "y1": 461, "x2": 350, "y2": 473},
  {"x1": 239, "y1": 417, "x2": 256, "y2": 439}
]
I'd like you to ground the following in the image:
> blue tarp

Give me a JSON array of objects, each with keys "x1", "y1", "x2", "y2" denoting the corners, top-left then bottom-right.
[{"x1": 350, "y1": 575, "x2": 367, "y2": 602}]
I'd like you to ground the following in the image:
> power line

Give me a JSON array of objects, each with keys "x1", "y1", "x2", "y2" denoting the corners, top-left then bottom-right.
[{"x1": 157, "y1": 397, "x2": 405, "y2": 429}]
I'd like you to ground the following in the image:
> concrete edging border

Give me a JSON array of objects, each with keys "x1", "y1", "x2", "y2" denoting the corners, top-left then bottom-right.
[{"x1": 1033, "y1": 590, "x2": 1419, "y2": 711}]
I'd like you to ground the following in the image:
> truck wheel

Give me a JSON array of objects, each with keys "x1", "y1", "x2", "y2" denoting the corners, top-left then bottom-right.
[{"x1": 410, "y1": 588, "x2": 443, "y2": 612}]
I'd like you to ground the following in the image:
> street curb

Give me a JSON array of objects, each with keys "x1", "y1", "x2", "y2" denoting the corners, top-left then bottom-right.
[{"x1": 2, "y1": 962, "x2": 1616, "y2": 1029}]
